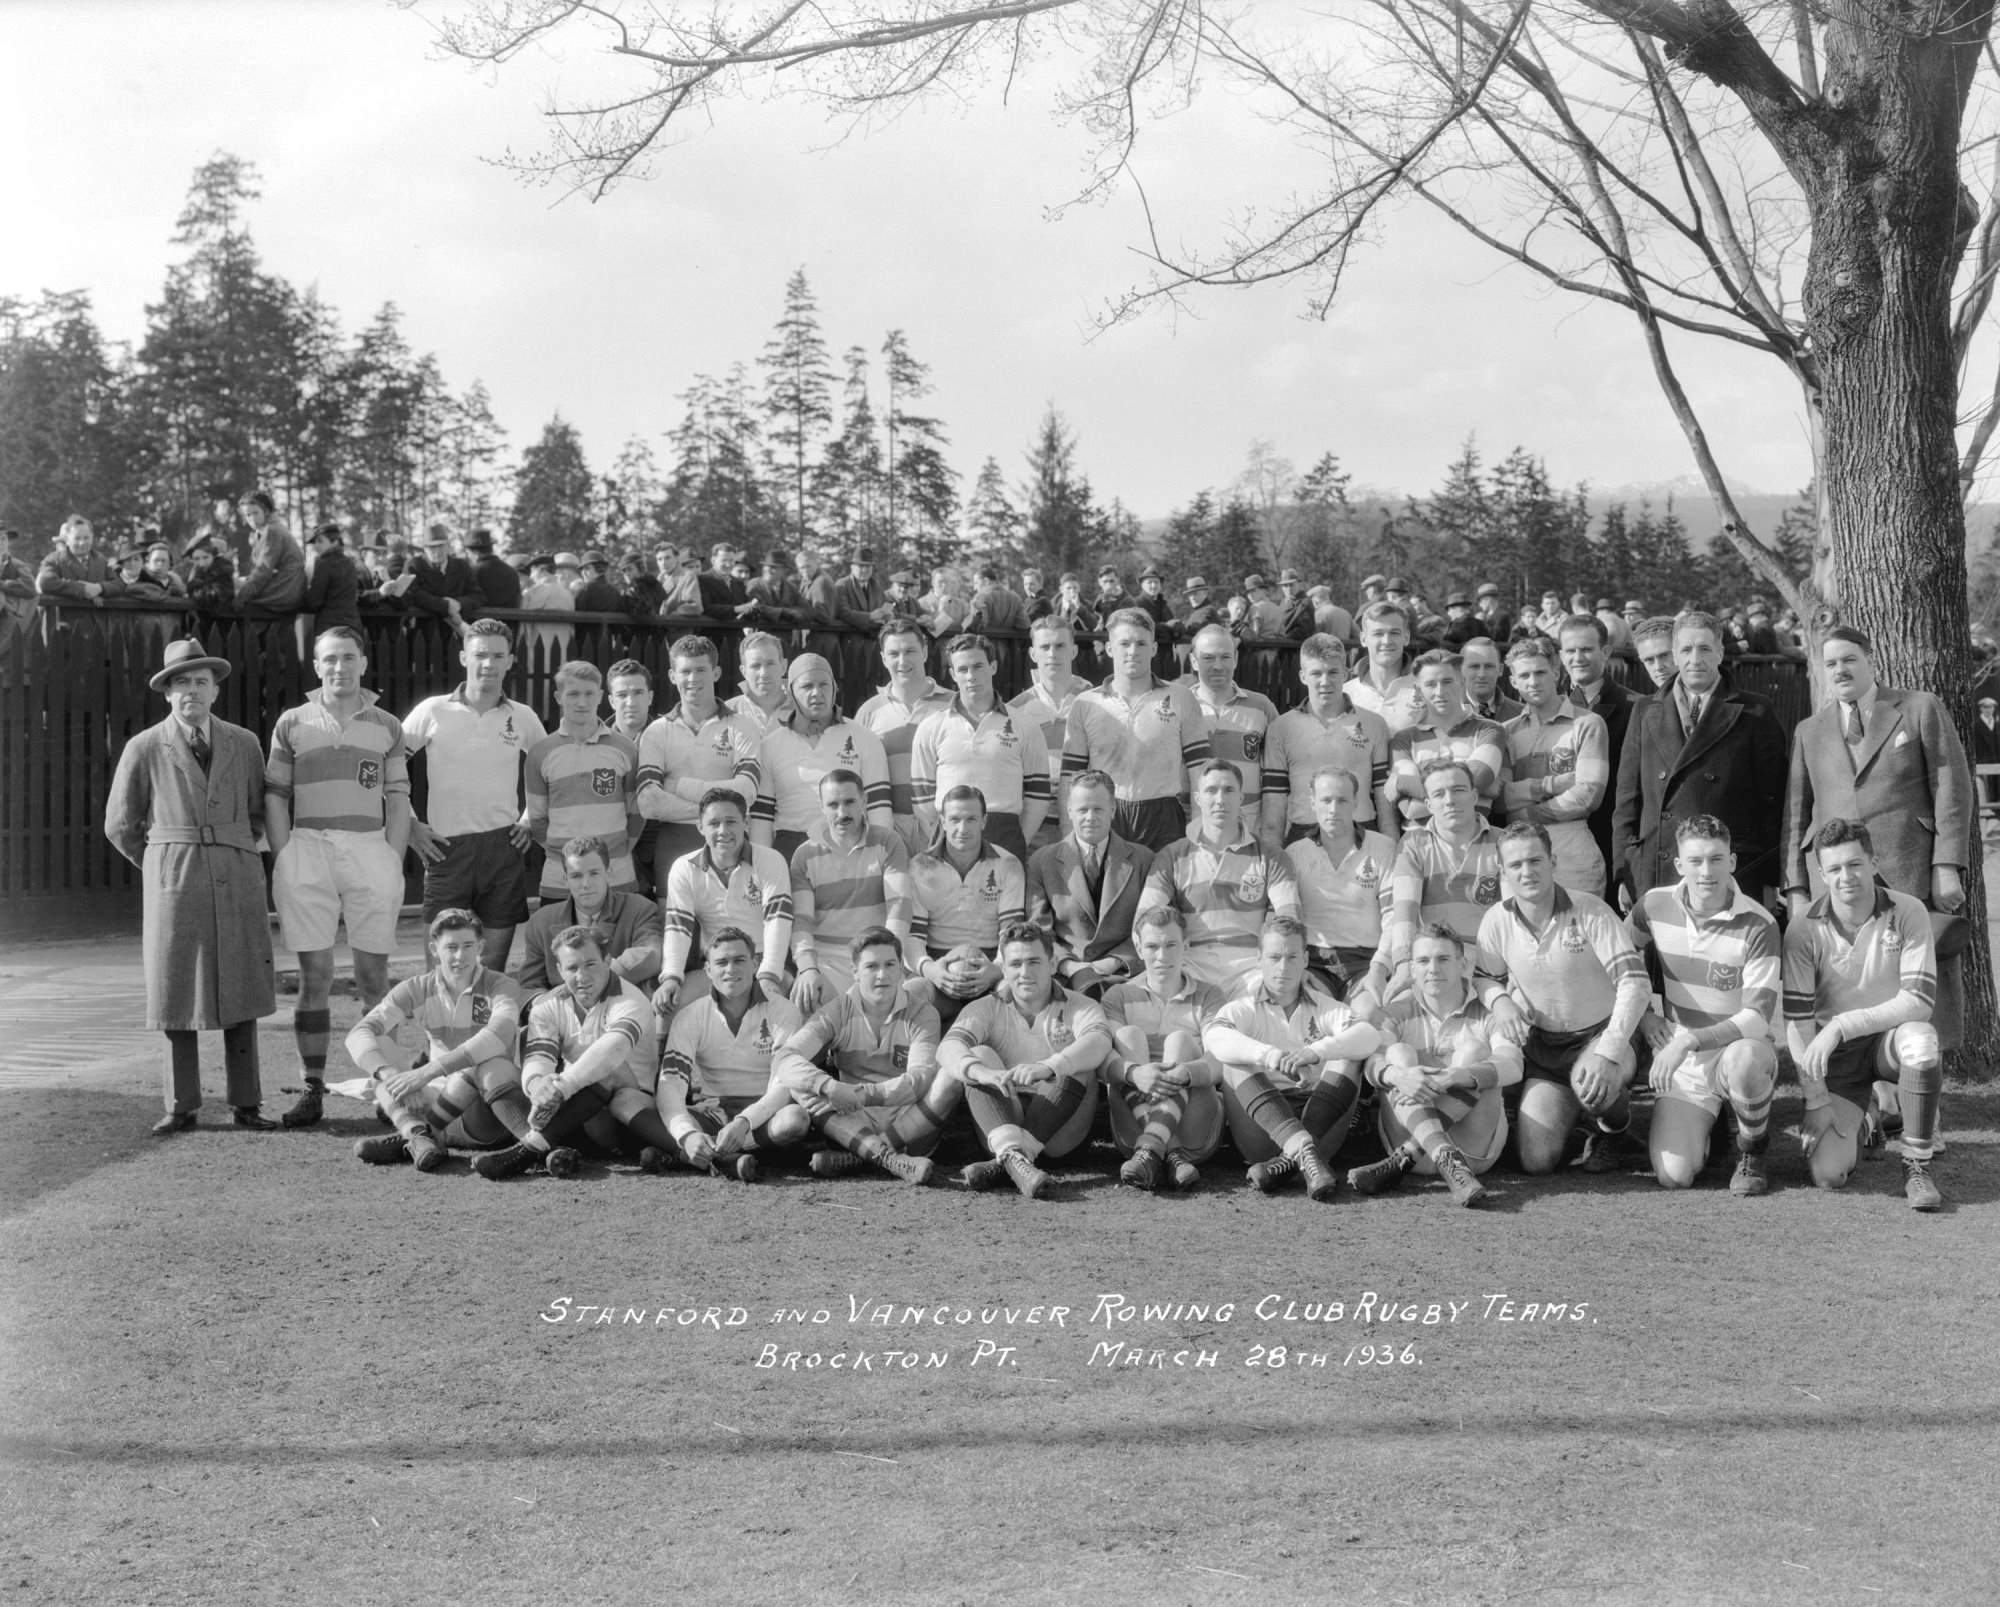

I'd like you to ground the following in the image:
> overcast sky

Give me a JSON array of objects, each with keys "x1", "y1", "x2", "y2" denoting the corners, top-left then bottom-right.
[{"x1": 1, "y1": 0, "x2": 1816, "y2": 519}]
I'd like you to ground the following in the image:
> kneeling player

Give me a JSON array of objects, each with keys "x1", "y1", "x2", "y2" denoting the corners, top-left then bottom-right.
[
  {"x1": 344, "y1": 907, "x2": 533, "y2": 1171},
  {"x1": 1784, "y1": 819, "x2": 1944, "y2": 1210},
  {"x1": 772, "y1": 927, "x2": 966, "y2": 1184},
  {"x1": 475, "y1": 924, "x2": 675, "y2": 1180},
  {"x1": 1475, "y1": 824, "x2": 1646, "y2": 1175},
  {"x1": 1100, "y1": 906, "x2": 1229, "y2": 1191},
  {"x1": 1348, "y1": 923, "x2": 1517, "y2": 1206},
  {"x1": 1205, "y1": 915, "x2": 1384, "y2": 1200},
  {"x1": 1627, "y1": 816, "x2": 1780, "y2": 1195},
  {"x1": 656, "y1": 926, "x2": 813, "y2": 1181},
  {"x1": 939, "y1": 922, "x2": 1113, "y2": 1199}
]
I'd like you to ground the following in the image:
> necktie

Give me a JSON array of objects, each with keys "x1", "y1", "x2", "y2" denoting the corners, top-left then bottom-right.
[
  {"x1": 1084, "y1": 845, "x2": 1105, "y2": 904},
  {"x1": 1846, "y1": 702, "x2": 1865, "y2": 750},
  {"x1": 1684, "y1": 694, "x2": 1703, "y2": 733},
  {"x1": 189, "y1": 727, "x2": 211, "y2": 774}
]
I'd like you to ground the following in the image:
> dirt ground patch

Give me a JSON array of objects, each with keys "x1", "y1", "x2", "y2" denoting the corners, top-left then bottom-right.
[{"x1": 2, "y1": 1036, "x2": 1996, "y2": 1607}]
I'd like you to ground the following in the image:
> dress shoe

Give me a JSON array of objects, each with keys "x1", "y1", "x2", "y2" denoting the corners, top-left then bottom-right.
[
  {"x1": 151, "y1": 1111, "x2": 198, "y2": 1136},
  {"x1": 232, "y1": 1107, "x2": 279, "y2": 1131}
]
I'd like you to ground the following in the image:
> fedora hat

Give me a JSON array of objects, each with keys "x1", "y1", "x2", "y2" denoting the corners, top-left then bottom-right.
[{"x1": 150, "y1": 637, "x2": 233, "y2": 692}]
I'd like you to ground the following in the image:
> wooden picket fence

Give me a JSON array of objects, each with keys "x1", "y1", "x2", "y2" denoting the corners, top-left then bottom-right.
[{"x1": 0, "y1": 597, "x2": 1811, "y2": 923}]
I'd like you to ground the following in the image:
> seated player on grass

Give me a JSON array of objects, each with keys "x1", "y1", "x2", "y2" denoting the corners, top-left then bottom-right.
[
  {"x1": 1347, "y1": 923, "x2": 1516, "y2": 1207},
  {"x1": 654, "y1": 788, "x2": 794, "y2": 1018},
  {"x1": 1100, "y1": 905, "x2": 1229, "y2": 1192},
  {"x1": 771, "y1": 926, "x2": 966, "y2": 1185},
  {"x1": 1783, "y1": 818, "x2": 1944, "y2": 1211},
  {"x1": 788, "y1": 768, "x2": 913, "y2": 1014},
  {"x1": 344, "y1": 907, "x2": 532, "y2": 1172},
  {"x1": 938, "y1": 921, "x2": 1114, "y2": 1200},
  {"x1": 903, "y1": 784, "x2": 1026, "y2": 1030},
  {"x1": 1474, "y1": 823, "x2": 1647, "y2": 1176},
  {"x1": 655, "y1": 926, "x2": 812, "y2": 1182},
  {"x1": 1134, "y1": 758, "x2": 1301, "y2": 992},
  {"x1": 515, "y1": 835, "x2": 665, "y2": 994},
  {"x1": 1626, "y1": 815, "x2": 1780, "y2": 1195},
  {"x1": 1204, "y1": 915, "x2": 1385, "y2": 1201},
  {"x1": 473, "y1": 924, "x2": 673, "y2": 1181}
]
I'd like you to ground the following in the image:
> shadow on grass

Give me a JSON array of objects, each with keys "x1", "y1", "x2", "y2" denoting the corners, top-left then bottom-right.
[{"x1": 11, "y1": 1395, "x2": 2000, "y2": 1468}]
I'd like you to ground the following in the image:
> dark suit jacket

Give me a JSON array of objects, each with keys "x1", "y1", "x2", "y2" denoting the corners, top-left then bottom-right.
[
  {"x1": 1026, "y1": 834, "x2": 1156, "y2": 987},
  {"x1": 1780, "y1": 687, "x2": 1973, "y2": 899},
  {"x1": 1574, "y1": 677, "x2": 1635, "y2": 883},
  {"x1": 1612, "y1": 684, "x2": 1787, "y2": 900}
]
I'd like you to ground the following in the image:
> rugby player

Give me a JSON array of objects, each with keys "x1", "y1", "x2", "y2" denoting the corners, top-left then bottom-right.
[
  {"x1": 853, "y1": 618, "x2": 954, "y2": 852},
  {"x1": 1345, "y1": 601, "x2": 1424, "y2": 733},
  {"x1": 656, "y1": 927, "x2": 812, "y2": 1181},
  {"x1": 1626, "y1": 816, "x2": 1779, "y2": 1194},
  {"x1": 725, "y1": 630, "x2": 796, "y2": 733},
  {"x1": 939, "y1": 922, "x2": 1114, "y2": 1199},
  {"x1": 1185, "y1": 624, "x2": 1279, "y2": 824},
  {"x1": 635, "y1": 634, "x2": 760, "y2": 885},
  {"x1": 266, "y1": 625, "x2": 411, "y2": 1128},
  {"x1": 1258, "y1": 632, "x2": 1395, "y2": 848},
  {"x1": 1363, "y1": 757, "x2": 1508, "y2": 1002},
  {"x1": 912, "y1": 632, "x2": 1052, "y2": 862},
  {"x1": 904, "y1": 784, "x2": 1027, "y2": 1028},
  {"x1": 1475, "y1": 823, "x2": 1647, "y2": 1175},
  {"x1": 1783, "y1": 819, "x2": 1943, "y2": 1209},
  {"x1": 516, "y1": 835, "x2": 665, "y2": 994},
  {"x1": 474, "y1": 924, "x2": 673, "y2": 1180},
  {"x1": 1136, "y1": 759, "x2": 1301, "y2": 992},
  {"x1": 1060, "y1": 607, "x2": 1212, "y2": 852},
  {"x1": 772, "y1": 926, "x2": 965, "y2": 1183},
  {"x1": 1500, "y1": 637, "x2": 1610, "y2": 896},
  {"x1": 1100, "y1": 906, "x2": 1229, "y2": 1191},
  {"x1": 1347, "y1": 923, "x2": 1516, "y2": 1206},
  {"x1": 656, "y1": 789, "x2": 794, "y2": 1014},
  {"x1": 524, "y1": 660, "x2": 642, "y2": 899},
  {"x1": 789, "y1": 769, "x2": 914, "y2": 1012},
  {"x1": 1386, "y1": 650, "x2": 1507, "y2": 825},
  {"x1": 1206, "y1": 916, "x2": 1385, "y2": 1200},
  {"x1": 751, "y1": 653, "x2": 893, "y2": 860},
  {"x1": 345, "y1": 908, "x2": 531, "y2": 1171},
  {"x1": 1286, "y1": 765, "x2": 1395, "y2": 998}
]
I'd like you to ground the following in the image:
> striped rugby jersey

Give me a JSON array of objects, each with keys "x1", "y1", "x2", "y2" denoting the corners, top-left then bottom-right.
[
  {"x1": 1375, "y1": 991, "x2": 1524, "y2": 1087},
  {"x1": 266, "y1": 689, "x2": 409, "y2": 833},
  {"x1": 1206, "y1": 981, "x2": 1361, "y2": 1082},
  {"x1": 1476, "y1": 889, "x2": 1647, "y2": 1035},
  {"x1": 1386, "y1": 823, "x2": 1508, "y2": 952},
  {"x1": 854, "y1": 679, "x2": 955, "y2": 818},
  {"x1": 1261, "y1": 700, "x2": 1392, "y2": 830},
  {"x1": 661, "y1": 985, "x2": 804, "y2": 1103},
  {"x1": 661, "y1": 843, "x2": 794, "y2": 976},
  {"x1": 523, "y1": 976, "x2": 655, "y2": 1092},
  {"x1": 1781, "y1": 885, "x2": 1936, "y2": 1026},
  {"x1": 772, "y1": 990, "x2": 942, "y2": 1094},
  {"x1": 350, "y1": 964, "x2": 524, "y2": 1064},
  {"x1": 1060, "y1": 677, "x2": 1212, "y2": 804},
  {"x1": 1137, "y1": 834, "x2": 1302, "y2": 991},
  {"x1": 910, "y1": 697, "x2": 1053, "y2": 818},
  {"x1": 1101, "y1": 973, "x2": 1228, "y2": 1060},
  {"x1": 1287, "y1": 826, "x2": 1396, "y2": 953},
  {"x1": 907, "y1": 842, "x2": 1026, "y2": 958},
  {"x1": 789, "y1": 827, "x2": 913, "y2": 991},
  {"x1": 634, "y1": 703, "x2": 760, "y2": 827},
  {"x1": 524, "y1": 727, "x2": 641, "y2": 895},
  {"x1": 1388, "y1": 711, "x2": 1508, "y2": 817},
  {"x1": 753, "y1": 717, "x2": 893, "y2": 836},
  {"x1": 1191, "y1": 680, "x2": 1279, "y2": 808},
  {"x1": 1628, "y1": 882, "x2": 1779, "y2": 1047},
  {"x1": 944, "y1": 983, "x2": 1111, "y2": 1072},
  {"x1": 1006, "y1": 678, "x2": 1085, "y2": 835}
]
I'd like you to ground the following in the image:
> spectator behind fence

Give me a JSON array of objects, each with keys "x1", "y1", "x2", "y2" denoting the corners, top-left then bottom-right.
[
  {"x1": 37, "y1": 515, "x2": 124, "y2": 605},
  {"x1": 303, "y1": 522, "x2": 363, "y2": 637},
  {"x1": 234, "y1": 492, "x2": 305, "y2": 616},
  {"x1": 467, "y1": 529, "x2": 522, "y2": 614}
]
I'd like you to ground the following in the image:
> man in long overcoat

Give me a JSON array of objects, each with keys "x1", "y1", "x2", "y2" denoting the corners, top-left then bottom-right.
[{"x1": 104, "y1": 637, "x2": 279, "y2": 1132}]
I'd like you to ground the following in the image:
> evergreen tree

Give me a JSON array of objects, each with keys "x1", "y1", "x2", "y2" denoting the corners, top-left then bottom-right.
[
  {"x1": 1593, "y1": 502, "x2": 1637, "y2": 610},
  {"x1": 509, "y1": 415, "x2": 594, "y2": 554},
  {"x1": 434, "y1": 381, "x2": 511, "y2": 538},
  {"x1": 1423, "y1": 438, "x2": 1495, "y2": 588},
  {"x1": 1020, "y1": 406, "x2": 1093, "y2": 574},
  {"x1": 962, "y1": 456, "x2": 1024, "y2": 574},
  {"x1": 1291, "y1": 451, "x2": 1357, "y2": 600},
  {"x1": 605, "y1": 433, "x2": 666, "y2": 547},
  {"x1": 812, "y1": 347, "x2": 886, "y2": 554},
  {"x1": 881, "y1": 329, "x2": 959, "y2": 573},
  {"x1": 760, "y1": 268, "x2": 833, "y2": 544}
]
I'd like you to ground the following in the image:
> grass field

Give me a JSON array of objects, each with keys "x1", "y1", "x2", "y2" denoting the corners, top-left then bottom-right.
[{"x1": 2, "y1": 1026, "x2": 1997, "y2": 1607}]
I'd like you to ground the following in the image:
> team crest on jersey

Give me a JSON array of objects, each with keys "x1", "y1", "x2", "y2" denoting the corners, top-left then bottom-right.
[
  {"x1": 356, "y1": 758, "x2": 381, "y2": 790},
  {"x1": 1046, "y1": 1016, "x2": 1073, "y2": 1049},
  {"x1": 470, "y1": 995, "x2": 491, "y2": 1027},
  {"x1": 1356, "y1": 856, "x2": 1381, "y2": 885},
  {"x1": 1236, "y1": 864, "x2": 1268, "y2": 902},
  {"x1": 1549, "y1": 745, "x2": 1575, "y2": 776},
  {"x1": 1708, "y1": 962, "x2": 1741, "y2": 991},
  {"x1": 892, "y1": 1045, "x2": 910, "y2": 1070},
  {"x1": 502, "y1": 717, "x2": 518, "y2": 743},
  {"x1": 1881, "y1": 926, "x2": 1904, "y2": 950},
  {"x1": 591, "y1": 768, "x2": 618, "y2": 796},
  {"x1": 839, "y1": 737, "x2": 858, "y2": 762},
  {"x1": 1347, "y1": 725, "x2": 1370, "y2": 747},
  {"x1": 712, "y1": 734, "x2": 735, "y2": 755},
  {"x1": 1474, "y1": 874, "x2": 1501, "y2": 904},
  {"x1": 1243, "y1": 731, "x2": 1264, "y2": 762},
  {"x1": 999, "y1": 717, "x2": 1017, "y2": 746},
  {"x1": 754, "y1": 1019, "x2": 774, "y2": 1050},
  {"x1": 744, "y1": 875, "x2": 763, "y2": 905},
  {"x1": 1561, "y1": 921, "x2": 1588, "y2": 953},
  {"x1": 1154, "y1": 701, "x2": 1178, "y2": 724},
  {"x1": 981, "y1": 870, "x2": 1001, "y2": 898}
]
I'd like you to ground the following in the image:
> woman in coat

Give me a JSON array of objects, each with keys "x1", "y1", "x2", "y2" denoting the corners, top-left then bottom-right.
[{"x1": 104, "y1": 637, "x2": 279, "y2": 1132}]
